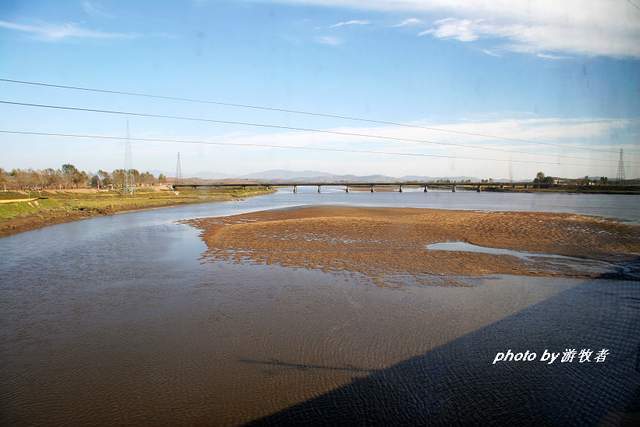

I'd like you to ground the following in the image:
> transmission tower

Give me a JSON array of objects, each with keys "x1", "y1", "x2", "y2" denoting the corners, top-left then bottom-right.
[
  {"x1": 616, "y1": 148, "x2": 626, "y2": 183},
  {"x1": 508, "y1": 155, "x2": 513, "y2": 182},
  {"x1": 175, "y1": 152, "x2": 182, "y2": 185},
  {"x1": 123, "y1": 120, "x2": 134, "y2": 195}
]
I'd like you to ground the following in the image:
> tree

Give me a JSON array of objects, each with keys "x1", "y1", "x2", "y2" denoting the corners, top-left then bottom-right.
[
  {"x1": 42, "y1": 168, "x2": 61, "y2": 188},
  {"x1": 98, "y1": 170, "x2": 112, "y2": 186},
  {"x1": 73, "y1": 171, "x2": 89, "y2": 187},
  {"x1": 61, "y1": 164, "x2": 81, "y2": 188},
  {"x1": 158, "y1": 173, "x2": 167, "y2": 183},
  {"x1": 111, "y1": 169, "x2": 126, "y2": 189},
  {"x1": 138, "y1": 171, "x2": 156, "y2": 186},
  {"x1": 533, "y1": 171, "x2": 554, "y2": 188}
]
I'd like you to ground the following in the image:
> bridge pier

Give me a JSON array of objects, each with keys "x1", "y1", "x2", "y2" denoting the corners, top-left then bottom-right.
[
  {"x1": 399, "y1": 184, "x2": 403, "y2": 193},
  {"x1": 452, "y1": 184, "x2": 456, "y2": 193},
  {"x1": 317, "y1": 185, "x2": 321, "y2": 193},
  {"x1": 424, "y1": 185, "x2": 428, "y2": 192},
  {"x1": 293, "y1": 185, "x2": 297, "y2": 194}
]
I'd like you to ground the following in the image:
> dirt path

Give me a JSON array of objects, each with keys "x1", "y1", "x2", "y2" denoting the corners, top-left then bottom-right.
[{"x1": 0, "y1": 198, "x2": 39, "y2": 204}]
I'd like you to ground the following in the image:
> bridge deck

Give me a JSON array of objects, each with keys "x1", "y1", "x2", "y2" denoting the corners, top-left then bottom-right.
[{"x1": 173, "y1": 181, "x2": 531, "y2": 188}]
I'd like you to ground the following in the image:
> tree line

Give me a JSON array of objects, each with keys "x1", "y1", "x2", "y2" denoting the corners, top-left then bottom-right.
[{"x1": 0, "y1": 164, "x2": 167, "y2": 190}]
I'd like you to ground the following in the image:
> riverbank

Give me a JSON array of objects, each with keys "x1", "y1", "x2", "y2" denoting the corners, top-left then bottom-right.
[
  {"x1": 187, "y1": 206, "x2": 640, "y2": 285},
  {"x1": 0, "y1": 187, "x2": 273, "y2": 237}
]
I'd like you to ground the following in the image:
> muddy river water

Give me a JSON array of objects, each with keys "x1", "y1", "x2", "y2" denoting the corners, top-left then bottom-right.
[{"x1": 1, "y1": 189, "x2": 639, "y2": 425}]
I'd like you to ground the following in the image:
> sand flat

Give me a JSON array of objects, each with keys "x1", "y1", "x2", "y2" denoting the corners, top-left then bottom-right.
[{"x1": 186, "y1": 206, "x2": 640, "y2": 283}]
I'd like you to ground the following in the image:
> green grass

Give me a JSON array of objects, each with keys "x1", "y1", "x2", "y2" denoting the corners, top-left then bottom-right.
[{"x1": 0, "y1": 187, "x2": 273, "y2": 223}]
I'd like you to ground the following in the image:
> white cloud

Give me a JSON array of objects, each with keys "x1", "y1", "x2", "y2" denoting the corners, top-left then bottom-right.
[
  {"x1": 420, "y1": 17, "x2": 640, "y2": 58},
  {"x1": 0, "y1": 19, "x2": 135, "y2": 41},
  {"x1": 315, "y1": 35, "x2": 342, "y2": 45},
  {"x1": 419, "y1": 18, "x2": 478, "y2": 41},
  {"x1": 267, "y1": 0, "x2": 640, "y2": 58},
  {"x1": 329, "y1": 19, "x2": 369, "y2": 28},
  {"x1": 392, "y1": 18, "x2": 422, "y2": 28}
]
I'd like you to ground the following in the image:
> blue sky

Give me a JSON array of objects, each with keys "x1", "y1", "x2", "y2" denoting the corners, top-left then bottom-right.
[{"x1": 1, "y1": 0, "x2": 639, "y2": 179}]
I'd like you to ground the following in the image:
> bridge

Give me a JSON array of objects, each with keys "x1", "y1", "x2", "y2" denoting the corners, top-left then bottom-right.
[{"x1": 172, "y1": 181, "x2": 640, "y2": 193}]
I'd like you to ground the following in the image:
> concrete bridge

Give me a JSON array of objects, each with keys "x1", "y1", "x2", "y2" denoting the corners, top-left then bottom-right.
[{"x1": 172, "y1": 181, "x2": 640, "y2": 193}]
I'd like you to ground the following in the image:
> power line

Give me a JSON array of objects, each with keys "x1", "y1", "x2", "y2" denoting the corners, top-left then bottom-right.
[
  {"x1": 0, "y1": 129, "x2": 612, "y2": 168},
  {"x1": 0, "y1": 77, "x2": 630, "y2": 155},
  {"x1": 627, "y1": 0, "x2": 640, "y2": 12},
  {"x1": 0, "y1": 99, "x2": 632, "y2": 166}
]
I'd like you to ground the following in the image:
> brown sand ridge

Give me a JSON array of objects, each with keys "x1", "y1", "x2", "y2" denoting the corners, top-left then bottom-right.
[{"x1": 186, "y1": 206, "x2": 640, "y2": 284}]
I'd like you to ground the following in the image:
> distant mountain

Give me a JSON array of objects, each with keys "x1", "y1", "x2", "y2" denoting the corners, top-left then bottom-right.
[
  {"x1": 192, "y1": 171, "x2": 230, "y2": 179},
  {"x1": 184, "y1": 169, "x2": 485, "y2": 182},
  {"x1": 238, "y1": 170, "x2": 335, "y2": 180},
  {"x1": 178, "y1": 169, "x2": 492, "y2": 182},
  {"x1": 400, "y1": 175, "x2": 479, "y2": 182},
  {"x1": 238, "y1": 170, "x2": 402, "y2": 182}
]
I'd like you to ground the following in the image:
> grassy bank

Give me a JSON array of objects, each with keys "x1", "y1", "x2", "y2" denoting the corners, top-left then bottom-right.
[{"x1": 0, "y1": 186, "x2": 274, "y2": 237}]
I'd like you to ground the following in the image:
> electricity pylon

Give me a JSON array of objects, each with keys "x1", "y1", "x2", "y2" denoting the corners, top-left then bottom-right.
[
  {"x1": 175, "y1": 152, "x2": 182, "y2": 185},
  {"x1": 616, "y1": 148, "x2": 626, "y2": 183},
  {"x1": 123, "y1": 120, "x2": 134, "y2": 195}
]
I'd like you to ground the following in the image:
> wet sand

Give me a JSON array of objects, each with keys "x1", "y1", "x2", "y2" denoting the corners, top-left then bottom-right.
[{"x1": 187, "y1": 206, "x2": 640, "y2": 283}]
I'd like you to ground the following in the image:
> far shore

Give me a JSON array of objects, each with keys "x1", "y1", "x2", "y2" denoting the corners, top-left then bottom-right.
[
  {"x1": 0, "y1": 186, "x2": 274, "y2": 238},
  {"x1": 187, "y1": 206, "x2": 640, "y2": 285}
]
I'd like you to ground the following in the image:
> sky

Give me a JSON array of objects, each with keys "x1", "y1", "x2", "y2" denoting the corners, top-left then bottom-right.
[{"x1": 0, "y1": 0, "x2": 639, "y2": 179}]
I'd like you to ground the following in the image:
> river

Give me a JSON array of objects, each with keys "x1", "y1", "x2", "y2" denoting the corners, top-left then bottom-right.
[{"x1": 1, "y1": 190, "x2": 639, "y2": 425}]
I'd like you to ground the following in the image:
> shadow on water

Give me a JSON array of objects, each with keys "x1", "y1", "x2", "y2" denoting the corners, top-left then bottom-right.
[{"x1": 249, "y1": 276, "x2": 640, "y2": 426}]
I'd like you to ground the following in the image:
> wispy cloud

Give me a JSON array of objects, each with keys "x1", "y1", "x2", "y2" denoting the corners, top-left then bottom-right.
[
  {"x1": 481, "y1": 49, "x2": 501, "y2": 58},
  {"x1": 0, "y1": 19, "x2": 136, "y2": 41},
  {"x1": 392, "y1": 18, "x2": 421, "y2": 28},
  {"x1": 315, "y1": 35, "x2": 342, "y2": 45},
  {"x1": 329, "y1": 19, "x2": 369, "y2": 29},
  {"x1": 268, "y1": 0, "x2": 640, "y2": 58},
  {"x1": 81, "y1": 1, "x2": 114, "y2": 19},
  {"x1": 419, "y1": 18, "x2": 478, "y2": 42},
  {"x1": 536, "y1": 53, "x2": 570, "y2": 60},
  {"x1": 218, "y1": 116, "x2": 635, "y2": 151},
  {"x1": 206, "y1": 116, "x2": 637, "y2": 177},
  {"x1": 420, "y1": 16, "x2": 640, "y2": 58}
]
